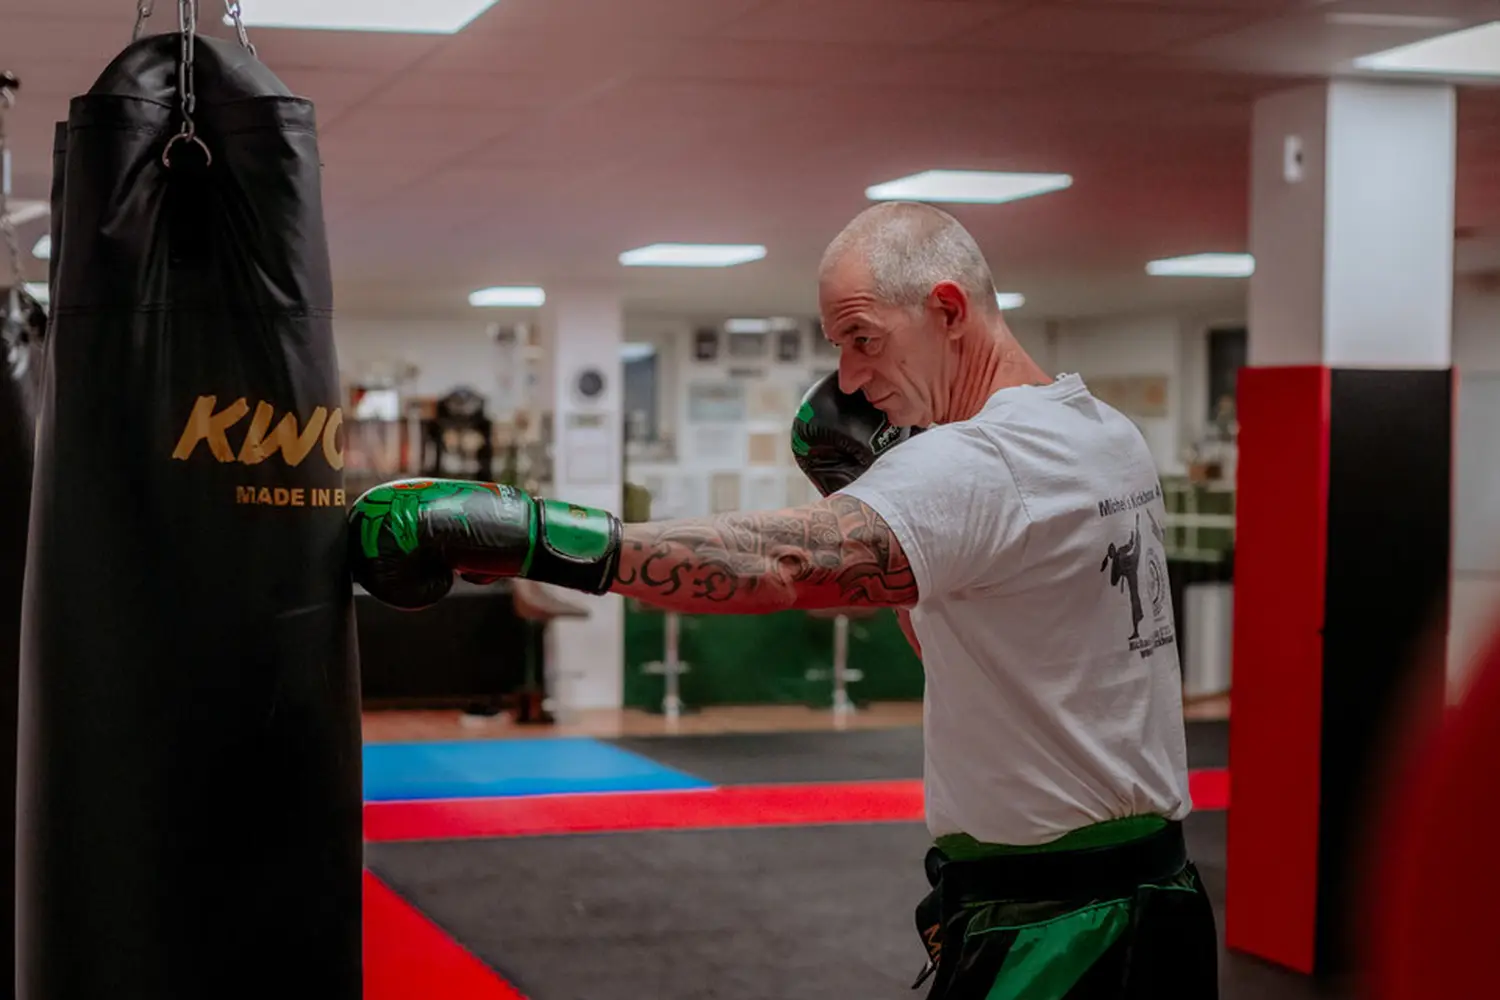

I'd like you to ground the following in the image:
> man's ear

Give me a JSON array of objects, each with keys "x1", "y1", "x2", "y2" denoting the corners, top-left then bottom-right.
[{"x1": 929, "y1": 281, "x2": 967, "y2": 335}]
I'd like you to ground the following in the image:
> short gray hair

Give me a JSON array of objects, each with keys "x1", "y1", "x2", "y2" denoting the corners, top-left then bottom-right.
[{"x1": 820, "y1": 201, "x2": 998, "y2": 314}]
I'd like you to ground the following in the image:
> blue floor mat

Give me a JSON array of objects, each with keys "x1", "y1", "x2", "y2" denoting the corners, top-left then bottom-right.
[{"x1": 363, "y1": 737, "x2": 713, "y2": 802}]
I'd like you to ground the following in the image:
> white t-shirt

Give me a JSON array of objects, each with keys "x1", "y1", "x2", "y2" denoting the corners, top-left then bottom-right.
[{"x1": 839, "y1": 373, "x2": 1192, "y2": 846}]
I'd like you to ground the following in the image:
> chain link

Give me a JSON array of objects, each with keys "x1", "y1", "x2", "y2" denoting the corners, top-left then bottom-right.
[
  {"x1": 179, "y1": 0, "x2": 197, "y2": 125},
  {"x1": 224, "y1": 1, "x2": 256, "y2": 55},
  {"x1": 162, "y1": 0, "x2": 213, "y2": 167},
  {"x1": 133, "y1": 0, "x2": 156, "y2": 42}
]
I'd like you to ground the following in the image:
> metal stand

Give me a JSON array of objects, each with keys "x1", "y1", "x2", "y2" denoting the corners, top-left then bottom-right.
[
  {"x1": 806, "y1": 613, "x2": 865, "y2": 724},
  {"x1": 831, "y1": 614, "x2": 861, "y2": 716},
  {"x1": 643, "y1": 611, "x2": 691, "y2": 723}
]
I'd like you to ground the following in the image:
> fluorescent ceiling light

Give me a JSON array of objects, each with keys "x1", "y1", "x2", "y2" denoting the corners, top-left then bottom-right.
[
  {"x1": 1327, "y1": 14, "x2": 1463, "y2": 31},
  {"x1": 725, "y1": 318, "x2": 772, "y2": 334},
  {"x1": 994, "y1": 292, "x2": 1025, "y2": 311},
  {"x1": 469, "y1": 285, "x2": 546, "y2": 308},
  {"x1": 31, "y1": 234, "x2": 50, "y2": 261},
  {"x1": 866, "y1": 170, "x2": 1072, "y2": 205},
  {"x1": 1146, "y1": 253, "x2": 1255, "y2": 278},
  {"x1": 619, "y1": 244, "x2": 767, "y2": 268},
  {"x1": 0, "y1": 199, "x2": 48, "y2": 228},
  {"x1": 230, "y1": 0, "x2": 498, "y2": 34},
  {"x1": 1353, "y1": 21, "x2": 1500, "y2": 77}
]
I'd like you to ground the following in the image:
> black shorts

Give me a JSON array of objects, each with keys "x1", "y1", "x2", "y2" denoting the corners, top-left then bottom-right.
[{"x1": 913, "y1": 821, "x2": 1219, "y2": 999}]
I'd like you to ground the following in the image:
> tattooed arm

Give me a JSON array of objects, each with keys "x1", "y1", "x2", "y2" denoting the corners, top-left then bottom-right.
[{"x1": 611, "y1": 494, "x2": 918, "y2": 614}]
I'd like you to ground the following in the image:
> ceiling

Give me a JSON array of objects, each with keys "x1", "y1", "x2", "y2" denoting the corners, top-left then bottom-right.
[{"x1": 3, "y1": 0, "x2": 1500, "y2": 323}]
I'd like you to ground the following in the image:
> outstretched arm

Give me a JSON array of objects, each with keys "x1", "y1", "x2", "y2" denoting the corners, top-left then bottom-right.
[{"x1": 612, "y1": 494, "x2": 918, "y2": 614}]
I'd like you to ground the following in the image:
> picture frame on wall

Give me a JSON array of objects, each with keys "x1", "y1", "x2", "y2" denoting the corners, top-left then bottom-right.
[
  {"x1": 727, "y1": 331, "x2": 768, "y2": 360},
  {"x1": 694, "y1": 327, "x2": 720, "y2": 362},
  {"x1": 710, "y1": 472, "x2": 742, "y2": 514},
  {"x1": 686, "y1": 382, "x2": 746, "y2": 423}
]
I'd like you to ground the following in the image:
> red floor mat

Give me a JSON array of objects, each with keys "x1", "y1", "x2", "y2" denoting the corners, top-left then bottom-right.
[
  {"x1": 365, "y1": 779, "x2": 925, "y2": 843},
  {"x1": 1190, "y1": 767, "x2": 1230, "y2": 810},
  {"x1": 364, "y1": 771, "x2": 1228, "y2": 844},
  {"x1": 365, "y1": 870, "x2": 525, "y2": 999}
]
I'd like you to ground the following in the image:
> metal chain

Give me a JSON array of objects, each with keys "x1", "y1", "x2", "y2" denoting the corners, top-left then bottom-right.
[
  {"x1": 223, "y1": 0, "x2": 256, "y2": 55},
  {"x1": 133, "y1": 0, "x2": 156, "y2": 41},
  {"x1": 179, "y1": 0, "x2": 197, "y2": 129},
  {"x1": 162, "y1": 0, "x2": 212, "y2": 167}
]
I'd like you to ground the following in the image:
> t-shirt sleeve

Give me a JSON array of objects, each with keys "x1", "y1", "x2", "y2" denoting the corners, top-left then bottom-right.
[{"x1": 837, "y1": 424, "x2": 1031, "y2": 605}]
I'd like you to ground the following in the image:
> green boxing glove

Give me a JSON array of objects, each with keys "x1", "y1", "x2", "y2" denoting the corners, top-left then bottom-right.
[{"x1": 347, "y1": 479, "x2": 622, "y2": 610}]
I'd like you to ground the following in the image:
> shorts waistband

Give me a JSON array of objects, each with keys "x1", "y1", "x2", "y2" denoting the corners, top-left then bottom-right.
[{"x1": 925, "y1": 819, "x2": 1189, "y2": 905}]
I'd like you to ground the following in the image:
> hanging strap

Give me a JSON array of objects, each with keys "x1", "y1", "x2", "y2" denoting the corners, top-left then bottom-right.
[
  {"x1": 132, "y1": 0, "x2": 155, "y2": 41},
  {"x1": 132, "y1": 0, "x2": 256, "y2": 51},
  {"x1": 130, "y1": 0, "x2": 259, "y2": 168}
]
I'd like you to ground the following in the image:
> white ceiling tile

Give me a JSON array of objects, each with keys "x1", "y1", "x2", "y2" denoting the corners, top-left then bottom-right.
[
  {"x1": 465, "y1": 0, "x2": 765, "y2": 37},
  {"x1": 2, "y1": 0, "x2": 1496, "y2": 318},
  {"x1": 962, "y1": 3, "x2": 1272, "y2": 55},
  {"x1": 273, "y1": 69, "x2": 388, "y2": 118},
  {"x1": 250, "y1": 27, "x2": 446, "y2": 72},
  {"x1": 319, "y1": 105, "x2": 528, "y2": 150},
  {"x1": 1169, "y1": 10, "x2": 1495, "y2": 73},
  {"x1": 716, "y1": 0, "x2": 1014, "y2": 45},
  {"x1": 371, "y1": 71, "x2": 608, "y2": 111},
  {"x1": 423, "y1": 27, "x2": 672, "y2": 78}
]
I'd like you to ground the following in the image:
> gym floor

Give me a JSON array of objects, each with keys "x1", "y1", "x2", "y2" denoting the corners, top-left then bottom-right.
[{"x1": 360, "y1": 701, "x2": 1324, "y2": 1000}]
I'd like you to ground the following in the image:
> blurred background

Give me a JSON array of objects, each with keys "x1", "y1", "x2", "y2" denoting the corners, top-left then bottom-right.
[
  {"x1": 3, "y1": 0, "x2": 1497, "y2": 726},
  {"x1": 8, "y1": 2, "x2": 1500, "y2": 997}
]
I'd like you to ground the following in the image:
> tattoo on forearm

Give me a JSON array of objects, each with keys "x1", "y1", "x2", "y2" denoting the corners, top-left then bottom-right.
[{"x1": 614, "y1": 495, "x2": 917, "y2": 612}]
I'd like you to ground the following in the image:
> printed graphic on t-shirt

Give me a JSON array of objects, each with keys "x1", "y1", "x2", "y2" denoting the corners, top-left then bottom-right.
[{"x1": 1097, "y1": 503, "x2": 1176, "y2": 657}]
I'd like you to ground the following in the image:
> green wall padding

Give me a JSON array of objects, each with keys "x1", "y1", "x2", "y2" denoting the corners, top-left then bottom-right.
[{"x1": 623, "y1": 602, "x2": 924, "y2": 710}]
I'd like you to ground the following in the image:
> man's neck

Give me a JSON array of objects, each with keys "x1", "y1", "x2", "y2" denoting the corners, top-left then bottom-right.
[{"x1": 939, "y1": 322, "x2": 1051, "y2": 423}]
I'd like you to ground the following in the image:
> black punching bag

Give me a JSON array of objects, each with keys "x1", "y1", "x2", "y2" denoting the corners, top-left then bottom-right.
[
  {"x1": 19, "y1": 31, "x2": 362, "y2": 1000},
  {"x1": 0, "y1": 290, "x2": 44, "y2": 1000}
]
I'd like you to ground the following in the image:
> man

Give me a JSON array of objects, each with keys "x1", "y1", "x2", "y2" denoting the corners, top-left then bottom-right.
[{"x1": 349, "y1": 201, "x2": 1218, "y2": 998}]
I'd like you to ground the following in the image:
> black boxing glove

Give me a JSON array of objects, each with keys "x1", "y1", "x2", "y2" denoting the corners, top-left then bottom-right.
[
  {"x1": 348, "y1": 478, "x2": 622, "y2": 610},
  {"x1": 790, "y1": 372, "x2": 916, "y2": 497}
]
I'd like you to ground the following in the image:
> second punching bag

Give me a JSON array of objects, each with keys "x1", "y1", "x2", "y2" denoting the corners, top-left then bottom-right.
[{"x1": 19, "y1": 26, "x2": 362, "y2": 1000}]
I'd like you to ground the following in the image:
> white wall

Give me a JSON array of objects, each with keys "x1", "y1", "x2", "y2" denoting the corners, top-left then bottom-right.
[
  {"x1": 334, "y1": 317, "x2": 505, "y2": 406},
  {"x1": 1104, "y1": 282, "x2": 1500, "y2": 697},
  {"x1": 1051, "y1": 313, "x2": 1193, "y2": 474},
  {"x1": 1455, "y1": 277, "x2": 1500, "y2": 371},
  {"x1": 1450, "y1": 277, "x2": 1500, "y2": 695},
  {"x1": 332, "y1": 279, "x2": 1500, "y2": 707},
  {"x1": 545, "y1": 289, "x2": 627, "y2": 712}
]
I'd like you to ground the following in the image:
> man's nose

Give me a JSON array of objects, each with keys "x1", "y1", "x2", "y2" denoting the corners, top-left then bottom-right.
[{"x1": 838, "y1": 359, "x2": 869, "y2": 396}]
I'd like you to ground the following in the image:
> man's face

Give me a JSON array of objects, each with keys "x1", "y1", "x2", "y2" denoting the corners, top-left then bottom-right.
[{"x1": 817, "y1": 256, "x2": 951, "y2": 428}]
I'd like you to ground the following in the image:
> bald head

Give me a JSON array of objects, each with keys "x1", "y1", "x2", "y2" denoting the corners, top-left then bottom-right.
[{"x1": 819, "y1": 201, "x2": 998, "y2": 316}]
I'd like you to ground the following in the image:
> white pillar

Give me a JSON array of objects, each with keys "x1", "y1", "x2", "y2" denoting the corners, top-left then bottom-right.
[
  {"x1": 1231, "y1": 76, "x2": 1458, "y2": 974},
  {"x1": 544, "y1": 286, "x2": 625, "y2": 711},
  {"x1": 1249, "y1": 78, "x2": 1455, "y2": 369}
]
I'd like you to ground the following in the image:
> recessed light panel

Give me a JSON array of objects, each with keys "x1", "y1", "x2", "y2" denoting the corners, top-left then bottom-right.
[
  {"x1": 232, "y1": 0, "x2": 498, "y2": 34},
  {"x1": 866, "y1": 170, "x2": 1072, "y2": 205},
  {"x1": 619, "y1": 244, "x2": 767, "y2": 268},
  {"x1": 469, "y1": 286, "x2": 546, "y2": 307},
  {"x1": 1146, "y1": 254, "x2": 1255, "y2": 278}
]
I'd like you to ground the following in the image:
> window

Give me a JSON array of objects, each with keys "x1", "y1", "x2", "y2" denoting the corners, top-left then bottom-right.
[{"x1": 1207, "y1": 326, "x2": 1247, "y2": 426}]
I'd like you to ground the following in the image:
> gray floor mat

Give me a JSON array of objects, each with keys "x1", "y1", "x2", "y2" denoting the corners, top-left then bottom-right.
[
  {"x1": 608, "y1": 720, "x2": 1230, "y2": 785},
  {"x1": 368, "y1": 810, "x2": 1325, "y2": 1000},
  {"x1": 608, "y1": 727, "x2": 926, "y2": 784}
]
